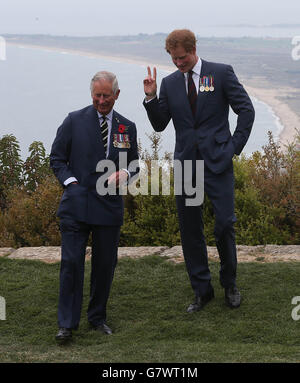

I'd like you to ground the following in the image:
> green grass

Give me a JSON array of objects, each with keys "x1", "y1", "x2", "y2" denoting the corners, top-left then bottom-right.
[{"x1": 0, "y1": 255, "x2": 300, "y2": 363}]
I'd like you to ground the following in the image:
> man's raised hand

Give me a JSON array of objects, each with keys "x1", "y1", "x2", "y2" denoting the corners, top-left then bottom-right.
[{"x1": 143, "y1": 66, "x2": 157, "y2": 99}]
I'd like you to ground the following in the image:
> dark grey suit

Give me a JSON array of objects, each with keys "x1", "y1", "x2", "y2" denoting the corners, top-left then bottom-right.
[
  {"x1": 50, "y1": 105, "x2": 139, "y2": 328},
  {"x1": 144, "y1": 59, "x2": 255, "y2": 296}
]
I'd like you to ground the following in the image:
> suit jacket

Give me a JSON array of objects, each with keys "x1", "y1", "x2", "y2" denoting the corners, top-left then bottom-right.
[
  {"x1": 50, "y1": 105, "x2": 139, "y2": 225},
  {"x1": 144, "y1": 59, "x2": 255, "y2": 174}
]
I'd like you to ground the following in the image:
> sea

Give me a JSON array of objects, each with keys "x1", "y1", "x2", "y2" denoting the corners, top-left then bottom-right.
[{"x1": 0, "y1": 45, "x2": 283, "y2": 159}]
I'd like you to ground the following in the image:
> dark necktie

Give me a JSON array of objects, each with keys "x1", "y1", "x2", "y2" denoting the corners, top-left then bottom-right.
[
  {"x1": 100, "y1": 116, "x2": 108, "y2": 155},
  {"x1": 188, "y1": 70, "x2": 197, "y2": 116}
]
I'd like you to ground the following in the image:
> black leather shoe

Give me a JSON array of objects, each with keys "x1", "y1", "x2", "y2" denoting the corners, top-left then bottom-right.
[
  {"x1": 225, "y1": 286, "x2": 241, "y2": 308},
  {"x1": 91, "y1": 323, "x2": 113, "y2": 335},
  {"x1": 55, "y1": 327, "x2": 72, "y2": 342},
  {"x1": 187, "y1": 289, "x2": 215, "y2": 313}
]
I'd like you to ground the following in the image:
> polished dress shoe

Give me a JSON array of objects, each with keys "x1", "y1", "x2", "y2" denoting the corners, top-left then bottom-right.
[
  {"x1": 225, "y1": 286, "x2": 241, "y2": 308},
  {"x1": 55, "y1": 327, "x2": 72, "y2": 341},
  {"x1": 90, "y1": 322, "x2": 113, "y2": 335},
  {"x1": 187, "y1": 289, "x2": 215, "y2": 313}
]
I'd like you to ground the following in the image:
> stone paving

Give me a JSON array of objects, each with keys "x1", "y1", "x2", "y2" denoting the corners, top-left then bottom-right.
[{"x1": 1, "y1": 245, "x2": 300, "y2": 264}]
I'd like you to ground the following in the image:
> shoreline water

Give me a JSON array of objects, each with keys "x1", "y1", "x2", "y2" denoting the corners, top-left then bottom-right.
[
  {"x1": 7, "y1": 42, "x2": 299, "y2": 149},
  {"x1": 248, "y1": 95, "x2": 284, "y2": 141},
  {"x1": 243, "y1": 84, "x2": 300, "y2": 148}
]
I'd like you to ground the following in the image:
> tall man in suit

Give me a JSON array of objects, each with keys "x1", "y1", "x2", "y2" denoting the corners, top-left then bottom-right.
[
  {"x1": 143, "y1": 30, "x2": 255, "y2": 312},
  {"x1": 50, "y1": 71, "x2": 139, "y2": 341}
]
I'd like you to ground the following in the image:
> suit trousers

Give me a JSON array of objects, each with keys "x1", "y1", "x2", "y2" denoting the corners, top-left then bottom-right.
[
  {"x1": 58, "y1": 217, "x2": 120, "y2": 329},
  {"x1": 175, "y1": 158, "x2": 237, "y2": 297}
]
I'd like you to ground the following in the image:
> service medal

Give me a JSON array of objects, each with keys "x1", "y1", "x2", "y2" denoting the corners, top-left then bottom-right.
[
  {"x1": 209, "y1": 75, "x2": 214, "y2": 92},
  {"x1": 199, "y1": 77, "x2": 205, "y2": 92},
  {"x1": 204, "y1": 76, "x2": 209, "y2": 92},
  {"x1": 113, "y1": 134, "x2": 131, "y2": 148}
]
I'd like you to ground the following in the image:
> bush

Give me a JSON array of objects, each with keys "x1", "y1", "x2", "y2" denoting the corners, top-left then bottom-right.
[
  {"x1": 0, "y1": 132, "x2": 299, "y2": 247},
  {"x1": 0, "y1": 176, "x2": 61, "y2": 247}
]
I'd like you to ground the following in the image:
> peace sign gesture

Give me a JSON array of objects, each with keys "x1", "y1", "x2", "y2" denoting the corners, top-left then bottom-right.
[{"x1": 143, "y1": 66, "x2": 157, "y2": 98}]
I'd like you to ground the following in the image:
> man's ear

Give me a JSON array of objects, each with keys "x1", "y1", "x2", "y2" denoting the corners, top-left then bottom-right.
[{"x1": 114, "y1": 89, "x2": 120, "y2": 100}]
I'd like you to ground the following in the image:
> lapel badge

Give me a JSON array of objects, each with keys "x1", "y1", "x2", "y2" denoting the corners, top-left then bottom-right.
[{"x1": 118, "y1": 124, "x2": 127, "y2": 133}]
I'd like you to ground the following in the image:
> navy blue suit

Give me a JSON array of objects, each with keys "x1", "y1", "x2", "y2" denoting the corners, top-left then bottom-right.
[
  {"x1": 50, "y1": 105, "x2": 139, "y2": 329},
  {"x1": 144, "y1": 59, "x2": 255, "y2": 296}
]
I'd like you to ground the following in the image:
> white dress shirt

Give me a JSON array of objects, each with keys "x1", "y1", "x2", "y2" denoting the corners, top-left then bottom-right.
[{"x1": 183, "y1": 57, "x2": 202, "y2": 94}]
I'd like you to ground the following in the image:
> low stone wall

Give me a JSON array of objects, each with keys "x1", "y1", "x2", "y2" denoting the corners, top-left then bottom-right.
[{"x1": 1, "y1": 245, "x2": 300, "y2": 264}]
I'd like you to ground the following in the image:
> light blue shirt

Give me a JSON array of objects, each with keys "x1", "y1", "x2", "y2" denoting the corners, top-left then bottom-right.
[{"x1": 97, "y1": 109, "x2": 114, "y2": 157}]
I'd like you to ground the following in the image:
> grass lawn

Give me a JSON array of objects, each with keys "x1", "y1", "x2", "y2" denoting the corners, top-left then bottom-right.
[{"x1": 0, "y1": 255, "x2": 300, "y2": 363}]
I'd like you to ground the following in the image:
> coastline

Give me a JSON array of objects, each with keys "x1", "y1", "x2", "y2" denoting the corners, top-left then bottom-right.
[
  {"x1": 242, "y1": 82, "x2": 300, "y2": 149},
  {"x1": 7, "y1": 42, "x2": 299, "y2": 149},
  {"x1": 7, "y1": 42, "x2": 174, "y2": 72}
]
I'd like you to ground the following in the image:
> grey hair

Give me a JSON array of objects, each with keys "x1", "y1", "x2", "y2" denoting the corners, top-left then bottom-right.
[{"x1": 90, "y1": 71, "x2": 119, "y2": 95}]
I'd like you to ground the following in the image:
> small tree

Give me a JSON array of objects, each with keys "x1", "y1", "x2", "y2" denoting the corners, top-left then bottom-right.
[
  {"x1": 0, "y1": 134, "x2": 23, "y2": 210},
  {"x1": 2, "y1": 175, "x2": 61, "y2": 247},
  {"x1": 23, "y1": 141, "x2": 51, "y2": 192}
]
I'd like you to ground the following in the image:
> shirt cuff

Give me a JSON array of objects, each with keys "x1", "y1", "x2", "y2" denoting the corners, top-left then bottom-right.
[
  {"x1": 64, "y1": 177, "x2": 78, "y2": 186},
  {"x1": 121, "y1": 168, "x2": 130, "y2": 183}
]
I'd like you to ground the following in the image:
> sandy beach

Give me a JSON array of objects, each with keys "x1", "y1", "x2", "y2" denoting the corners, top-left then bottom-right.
[
  {"x1": 243, "y1": 82, "x2": 300, "y2": 149},
  {"x1": 7, "y1": 42, "x2": 173, "y2": 72},
  {"x1": 7, "y1": 42, "x2": 299, "y2": 149}
]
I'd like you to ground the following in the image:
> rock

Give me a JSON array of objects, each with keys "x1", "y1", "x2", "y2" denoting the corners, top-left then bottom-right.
[
  {"x1": 0, "y1": 248, "x2": 16, "y2": 257},
  {"x1": 4, "y1": 245, "x2": 300, "y2": 264},
  {"x1": 8, "y1": 247, "x2": 62, "y2": 263},
  {"x1": 6, "y1": 246, "x2": 169, "y2": 263},
  {"x1": 7, "y1": 246, "x2": 90, "y2": 264},
  {"x1": 118, "y1": 247, "x2": 168, "y2": 259},
  {"x1": 161, "y1": 245, "x2": 300, "y2": 264},
  {"x1": 159, "y1": 246, "x2": 182, "y2": 258}
]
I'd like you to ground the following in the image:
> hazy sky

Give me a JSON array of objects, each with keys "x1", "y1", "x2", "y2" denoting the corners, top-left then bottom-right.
[{"x1": 1, "y1": 0, "x2": 300, "y2": 36}]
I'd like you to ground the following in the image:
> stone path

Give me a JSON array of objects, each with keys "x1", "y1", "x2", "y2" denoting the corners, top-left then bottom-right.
[{"x1": 0, "y1": 245, "x2": 300, "y2": 264}]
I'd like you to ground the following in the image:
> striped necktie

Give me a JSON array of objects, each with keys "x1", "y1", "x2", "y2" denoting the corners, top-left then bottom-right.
[
  {"x1": 188, "y1": 70, "x2": 197, "y2": 116},
  {"x1": 100, "y1": 115, "x2": 108, "y2": 155}
]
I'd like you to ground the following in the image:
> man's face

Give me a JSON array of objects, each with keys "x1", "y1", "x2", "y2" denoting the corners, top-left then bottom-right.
[
  {"x1": 92, "y1": 80, "x2": 120, "y2": 115},
  {"x1": 169, "y1": 45, "x2": 198, "y2": 73}
]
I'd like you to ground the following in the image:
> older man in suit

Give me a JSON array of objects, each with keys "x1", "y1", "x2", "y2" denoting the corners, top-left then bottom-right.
[
  {"x1": 50, "y1": 71, "x2": 139, "y2": 342},
  {"x1": 143, "y1": 29, "x2": 255, "y2": 312}
]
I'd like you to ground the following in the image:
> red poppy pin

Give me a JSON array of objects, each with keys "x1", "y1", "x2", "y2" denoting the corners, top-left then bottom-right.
[{"x1": 118, "y1": 124, "x2": 126, "y2": 133}]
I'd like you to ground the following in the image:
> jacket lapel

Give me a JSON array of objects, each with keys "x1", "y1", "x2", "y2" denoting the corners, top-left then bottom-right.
[
  {"x1": 107, "y1": 111, "x2": 121, "y2": 162},
  {"x1": 195, "y1": 59, "x2": 210, "y2": 123},
  {"x1": 174, "y1": 70, "x2": 194, "y2": 120},
  {"x1": 84, "y1": 105, "x2": 105, "y2": 162}
]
